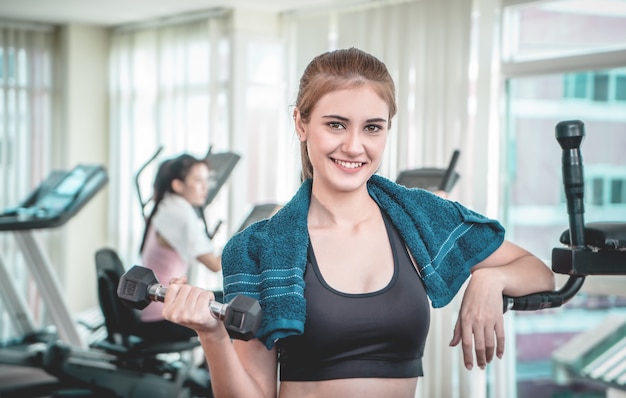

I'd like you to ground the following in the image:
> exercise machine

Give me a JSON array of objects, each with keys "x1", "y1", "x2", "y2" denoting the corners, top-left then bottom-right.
[
  {"x1": 505, "y1": 120, "x2": 626, "y2": 392},
  {"x1": 0, "y1": 164, "x2": 108, "y2": 396},
  {"x1": 0, "y1": 165, "x2": 213, "y2": 397},
  {"x1": 0, "y1": 164, "x2": 108, "y2": 347},
  {"x1": 504, "y1": 120, "x2": 626, "y2": 312},
  {"x1": 236, "y1": 202, "x2": 283, "y2": 233},
  {"x1": 396, "y1": 149, "x2": 461, "y2": 193},
  {"x1": 135, "y1": 145, "x2": 241, "y2": 239}
]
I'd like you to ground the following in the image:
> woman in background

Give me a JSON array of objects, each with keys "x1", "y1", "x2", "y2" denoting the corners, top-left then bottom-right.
[{"x1": 137, "y1": 153, "x2": 221, "y2": 342}]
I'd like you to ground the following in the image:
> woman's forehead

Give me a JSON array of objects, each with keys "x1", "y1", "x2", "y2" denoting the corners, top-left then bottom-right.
[{"x1": 312, "y1": 86, "x2": 389, "y2": 118}]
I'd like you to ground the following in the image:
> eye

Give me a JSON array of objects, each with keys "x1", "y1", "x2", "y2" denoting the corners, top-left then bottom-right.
[
  {"x1": 365, "y1": 124, "x2": 383, "y2": 134},
  {"x1": 327, "y1": 121, "x2": 345, "y2": 130}
]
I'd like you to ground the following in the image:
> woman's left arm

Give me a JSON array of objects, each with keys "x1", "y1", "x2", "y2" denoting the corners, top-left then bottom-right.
[{"x1": 449, "y1": 240, "x2": 555, "y2": 370}]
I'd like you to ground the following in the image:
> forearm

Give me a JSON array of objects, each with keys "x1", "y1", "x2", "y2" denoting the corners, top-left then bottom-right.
[
  {"x1": 473, "y1": 254, "x2": 555, "y2": 297},
  {"x1": 198, "y1": 329, "x2": 274, "y2": 398},
  {"x1": 197, "y1": 253, "x2": 222, "y2": 272}
]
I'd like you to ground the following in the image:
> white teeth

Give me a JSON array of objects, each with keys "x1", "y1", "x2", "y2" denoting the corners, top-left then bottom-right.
[{"x1": 335, "y1": 159, "x2": 363, "y2": 169}]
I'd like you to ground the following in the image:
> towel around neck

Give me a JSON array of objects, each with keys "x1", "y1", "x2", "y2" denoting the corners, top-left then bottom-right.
[{"x1": 222, "y1": 174, "x2": 504, "y2": 349}]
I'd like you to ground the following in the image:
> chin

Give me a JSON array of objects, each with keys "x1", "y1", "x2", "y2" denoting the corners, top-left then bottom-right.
[{"x1": 334, "y1": 179, "x2": 368, "y2": 193}]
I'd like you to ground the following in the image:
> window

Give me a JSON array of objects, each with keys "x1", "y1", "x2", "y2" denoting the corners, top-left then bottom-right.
[
  {"x1": 502, "y1": 0, "x2": 626, "y2": 62},
  {"x1": 612, "y1": 179, "x2": 625, "y2": 204},
  {"x1": 109, "y1": 15, "x2": 232, "y2": 267},
  {"x1": 0, "y1": 23, "x2": 55, "y2": 341},
  {"x1": 506, "y1": 68, "x2": 626, "y2": 398},
  {"x1": 501, "y1": 1, "x2": 626, "y2": 397},
  {"x1": 617, "y1": 75, "x2": 626, "y2": 100},
  {"x1": 564, "y1": 71, "x2": 626, "y2": 102}
]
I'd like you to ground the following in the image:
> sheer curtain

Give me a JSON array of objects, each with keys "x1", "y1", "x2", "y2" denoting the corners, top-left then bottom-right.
[
  {"x1": 108, "y1": 12, "x2": 231, "y2": 274},
  {"x1": 0, "y1": 21, "x2": 55, "y2": 340},
  {"x1": 283, "y1": 1, "x2": 480, "y2": 396}
]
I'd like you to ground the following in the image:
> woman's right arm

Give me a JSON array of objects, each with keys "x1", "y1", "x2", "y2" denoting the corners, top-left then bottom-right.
[
  {"x1": 163, "y1": 278, "x2": 278, "y2": 398},
  {"x1": 196, "y1": 252, "x2": 222, "y2": 272}
]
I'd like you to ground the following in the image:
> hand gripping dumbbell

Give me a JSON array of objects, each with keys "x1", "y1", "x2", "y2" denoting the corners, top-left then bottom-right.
[{"x1": 117, "y1": 265, "x2": 262, "y2": 341}]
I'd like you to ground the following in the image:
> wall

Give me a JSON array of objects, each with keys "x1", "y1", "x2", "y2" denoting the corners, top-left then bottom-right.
[{"x1": 53, "y1": 24, "x2": 110, "y2": 314}]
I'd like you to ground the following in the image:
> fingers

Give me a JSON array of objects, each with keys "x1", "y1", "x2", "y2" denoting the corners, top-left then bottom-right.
[
  {"x1": 495, "y1": 321, "x2": 505, "y2": 359},
  {"x1": 449, "y1": 319, "x2": 462, "y2": 347},
  {"x1": 168, "y1": 275, "x2": 187, "y2": 285},
  {"x1": 162, "y1": 282, "x2": 216, "y2": 331},
  {"x1": 462, "y1": 318, "x2": 477, "y2": 370},
  {"x1": 454, "y1": 314, "x2": 505, "y2": 371}
]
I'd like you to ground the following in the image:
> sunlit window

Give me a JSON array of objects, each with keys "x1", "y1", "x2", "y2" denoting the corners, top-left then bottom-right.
[
  {"x1": 0, "y1": 24, "x2": 54, "y2": 342},
  {"x1": 564, "y1": 71, "x2": 626, "y2": 102},
  {"x1": 109, "y1": 16, "x2": 231, "y2": 266},
  {"x1": 501, "y1": 1, "x2": 626, "y2": 397},
  {"x1": 502, "y1": 0, "x2": 626, "y2": 62}
]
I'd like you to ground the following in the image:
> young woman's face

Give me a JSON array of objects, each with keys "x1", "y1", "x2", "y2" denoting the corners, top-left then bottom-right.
[
  {"x1": 299, "y1": 85, "x2": 389, "y2": 193},
  {"x1": 174, "y1": 163, "x2": 210, "y2": 206}
]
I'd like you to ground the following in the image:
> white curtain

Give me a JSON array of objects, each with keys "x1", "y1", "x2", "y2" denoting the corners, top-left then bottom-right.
[
  {"x1": 108, "y1": 13, "x2": 231, "y2": 270},
  {"x1": 0, "y1": 21, "x2": 55, "y2": 340},
  {"x1": 283, "y1": 1, "x2": 481, "y2": 397}
]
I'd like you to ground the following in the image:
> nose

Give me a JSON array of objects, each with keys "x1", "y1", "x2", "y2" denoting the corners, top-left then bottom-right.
[{"x1": 342, "y1": 129, "x2": 364, "y2": 155}]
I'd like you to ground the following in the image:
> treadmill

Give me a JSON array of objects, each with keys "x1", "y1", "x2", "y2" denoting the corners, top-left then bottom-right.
[{"x1": 0, "y1": 164, "x2": 108, "y2": 396}]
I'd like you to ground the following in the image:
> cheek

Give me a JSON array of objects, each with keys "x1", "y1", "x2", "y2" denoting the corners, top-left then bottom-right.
[
  {"x1": 306, "y1": 137, "x2": 326, "y2": 164},
  {"x1": 307, "y1": 131, "x2": 333, "y2": 152}
]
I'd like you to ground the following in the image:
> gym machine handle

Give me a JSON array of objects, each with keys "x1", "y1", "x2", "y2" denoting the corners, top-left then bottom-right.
[
  {"x1": 135, "y1": 146, "x2": 164, "y2": 220},
  {"x1": 503, "y1": 120, "x2": 586, "y2": 313},
  {"x1": 439, "y1": 149, "x2": 460, "y2": 192},
  {"x1": 118, "y1": 265, "x2": 262, "y2": 341}
]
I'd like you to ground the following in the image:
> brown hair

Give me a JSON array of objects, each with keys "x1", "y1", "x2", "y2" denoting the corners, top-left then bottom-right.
[{"x1": 295, "y1": 48, "x2": 397, "y2": 180}]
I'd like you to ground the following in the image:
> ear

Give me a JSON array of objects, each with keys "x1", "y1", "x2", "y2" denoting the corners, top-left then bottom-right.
[
  {"x1": 294, "y1": 109, "x2": 306, "y2": 142},
  {"x1": 171, "y1": 178, "x2": 184, "y2": 194}
]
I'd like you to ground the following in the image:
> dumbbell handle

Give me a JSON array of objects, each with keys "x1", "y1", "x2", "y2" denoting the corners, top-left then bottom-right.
[
  {"x1": 147, "y1": 284, "x2": 226, "y2": 321},
  {"x1": 117, "y1": 265, "x2": 262, "y2": 340}
]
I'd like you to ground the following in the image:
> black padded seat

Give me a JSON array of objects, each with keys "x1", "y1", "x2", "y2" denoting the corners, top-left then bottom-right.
[
  {"x1": 93, "y1": 248, "x2": 200, "y2": 363},
  {"x1": 560, "y1": 222, "x2": 626, "y2": 250}
]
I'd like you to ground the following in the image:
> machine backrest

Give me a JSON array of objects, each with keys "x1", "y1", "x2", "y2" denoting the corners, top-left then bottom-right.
[{"x1": 95, "y1": 248, "x2": 140, "y2": 346}]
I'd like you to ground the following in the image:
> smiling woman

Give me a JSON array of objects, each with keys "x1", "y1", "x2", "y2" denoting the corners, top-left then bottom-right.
[{"x1": 158, "y1": 47, "x2": 555, "y2": 398}]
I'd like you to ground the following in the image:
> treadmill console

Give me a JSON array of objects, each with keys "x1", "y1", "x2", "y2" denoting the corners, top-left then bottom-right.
[{"x1": 0, "y1": 164, "x2": 108, "y2": 231}]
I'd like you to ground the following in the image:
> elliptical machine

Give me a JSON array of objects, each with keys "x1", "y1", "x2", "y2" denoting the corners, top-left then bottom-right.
[{"x1": 504, "y1": 120, "x2": 626, "y2": 312}]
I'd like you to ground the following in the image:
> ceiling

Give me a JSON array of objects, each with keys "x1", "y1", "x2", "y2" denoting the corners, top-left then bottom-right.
[
  {"x1": 2, "y1": 0, "x2": 626, "y2": 28},
  {"x1": 0, "y1": 0, "x2": 363, "y2": 27}
]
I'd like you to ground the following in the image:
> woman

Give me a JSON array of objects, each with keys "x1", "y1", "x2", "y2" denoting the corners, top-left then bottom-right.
[
  {"x1": 137, "y1": 153, "x2": 221, "y2": 342},
  {"x1": 162, "y1": 48, "x2": 555, "y2": 397}
]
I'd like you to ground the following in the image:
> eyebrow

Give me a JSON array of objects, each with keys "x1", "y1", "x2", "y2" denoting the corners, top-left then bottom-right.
[{"x1": 322, "y1": 114, "x2": 388, "y2": 124}]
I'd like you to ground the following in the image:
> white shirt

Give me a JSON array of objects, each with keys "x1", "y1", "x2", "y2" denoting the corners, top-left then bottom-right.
[{"x1": 152, "y1": 192, "x2": 214, "y2": 264}]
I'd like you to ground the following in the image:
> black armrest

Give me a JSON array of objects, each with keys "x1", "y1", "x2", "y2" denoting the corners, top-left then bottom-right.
[{"x1": 559, "y1": 222, "x2": 626, "y2": 250}]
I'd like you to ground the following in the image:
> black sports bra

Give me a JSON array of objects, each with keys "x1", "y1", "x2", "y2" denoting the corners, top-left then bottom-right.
[{"x1": 277, "y1": 211, "x2": 430, "y2": 381}]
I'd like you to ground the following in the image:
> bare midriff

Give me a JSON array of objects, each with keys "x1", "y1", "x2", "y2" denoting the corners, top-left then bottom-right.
[{"x1": 278, "y1": 377, "x2": 418, "y2": 398}]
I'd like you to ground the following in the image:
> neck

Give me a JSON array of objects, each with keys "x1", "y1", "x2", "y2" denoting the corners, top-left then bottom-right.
[{"x1": 308, "y1": 181, "x2": 377, "y2": 228}]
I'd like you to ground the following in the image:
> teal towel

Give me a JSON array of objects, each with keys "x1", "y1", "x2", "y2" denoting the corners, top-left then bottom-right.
[{"x1": 222, "y1": 174, "x2": 504, "y2": 349}]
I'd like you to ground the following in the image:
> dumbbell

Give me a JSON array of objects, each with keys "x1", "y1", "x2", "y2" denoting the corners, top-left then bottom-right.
[{"x1": 117, "y1": 265, "x2": 262, "y2": 341}]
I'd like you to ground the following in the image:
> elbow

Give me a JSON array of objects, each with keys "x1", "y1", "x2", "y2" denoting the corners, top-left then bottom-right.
[
  {"x1": 546, "y1": 267, "x2": 557, "y2": 291},
  {"x1": 536, "y1": 257, "x2": 556, "y2": 291}
]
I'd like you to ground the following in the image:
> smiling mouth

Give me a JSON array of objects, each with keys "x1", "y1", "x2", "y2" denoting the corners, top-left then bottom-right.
[{"x1": 333, "y1": 159, "x2": 364, "y2": 169}]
